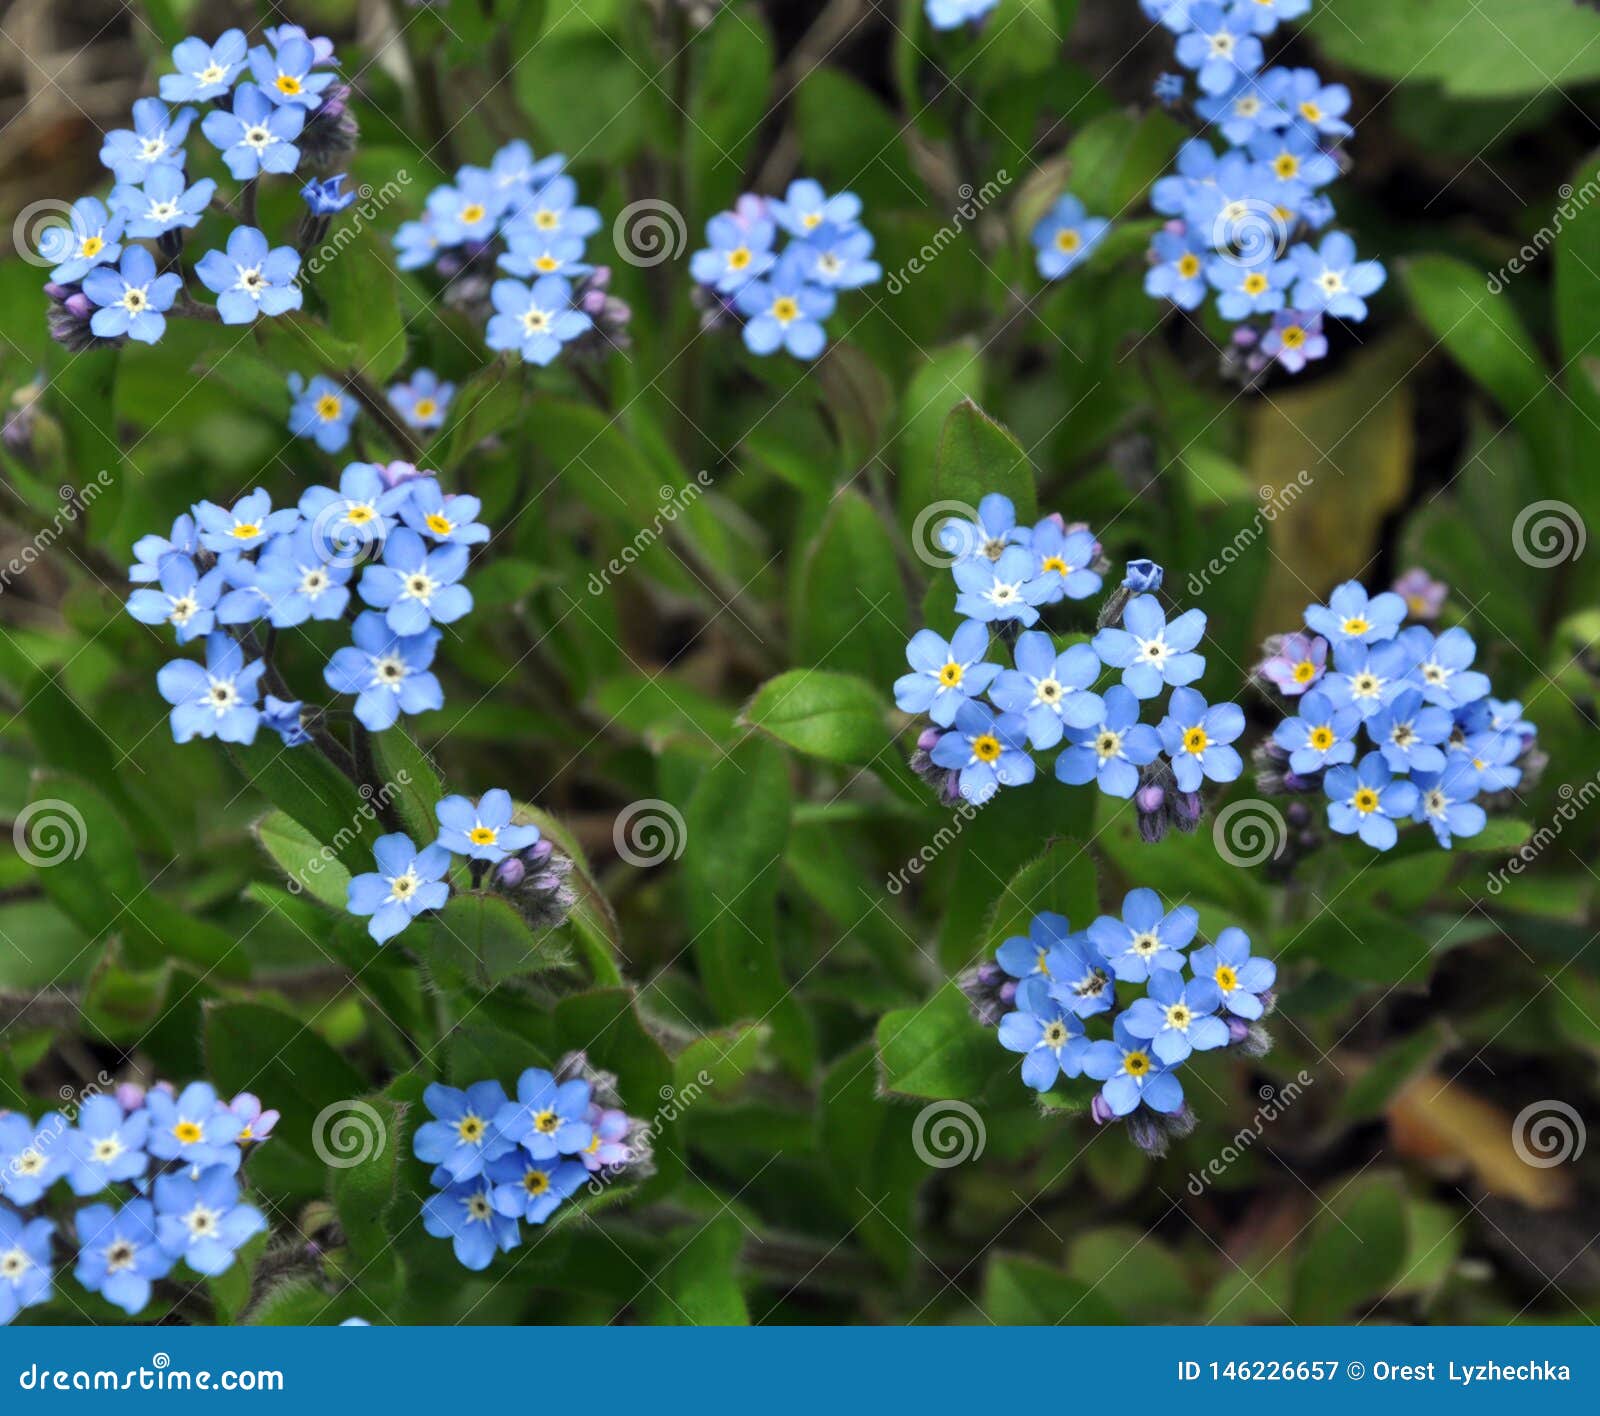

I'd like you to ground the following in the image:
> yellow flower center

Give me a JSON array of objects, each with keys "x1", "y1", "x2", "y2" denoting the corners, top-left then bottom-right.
[
  {"x1": 1352, "y1": 787, "x2": 1379, "y2": 814},
  {"x1": 535, "y1": 255, "x2": 560, "y2": 272},
  {"x1": 412, "y1": 397, "x2": 438, "y2": 420},
  {"x1": 1214, "y1": 964, "x2": 1238, "y2": 992},
  {"x1": 1341, "y1": 616, "x2": 1370, "y2": 636},
  {"x1": 1309, "y1": 726, "x2": 1335, "y2": 751},
  {"x1": 1280, "y1": 325, "x2": 1306, "y2": 349},
  {"x1": 1177, "y1": 253, "x2": 1201, "y2": 279},
  {"x1": 1182, "y1": 726, "x2": 1208, "y2": 755},
  {"x1": 534, "y1": 209, "x2": 559, "y2": 230},
  {"x1": 727, "y1": 246, "x2": 752, "y2": 270},
  {"x1": 316, "y1": 394, "x2": 343, "y2": 422},
  {"x1": 345, "y1": 503, "x2": 376, "y2": 524},
  {"x1": 426, "y1": 512, "x2": 455, "y2": 536},
  {"x1": 1243, "y1": 272, "x2": 1269, "y2": 295},
  {"x1": 468, "y1": 825, "x2": 498, "y2": 846},
  {"x1": 532, "y1": 1109, "x2": 561, "y2": 1135},
  {"x1": 1055, "y1": 229, "x2": 1081, "y2": 254},
  {"x1": 172, "y1": 1121, "x2": 203, "y2": 1145},
  {"x1": 1292, "y1": 658, "x2": 1317, "y2": 683},
  {"x1": 938, "y1": 661, "x2": 964, "y2": 688},
  {"x1": 457, "y1": 1115, "x2": 486, "y2": 1144},
  {"x1": 1272, "y1": 153, "x2": 1299, "y2": 180},
  {"x1": 771, "y1": 296, "x2": 800, "y2": 323},
  {"x1": 80, "y1": 234, "x2": 105, "y2": 258},
  {"x1": 522, "y1": 1169, "x2": 551, "y2": 1196},
  {"x1": 1040, "y1": 556, "x2": 1068, "y2": 574},
  {"x1": 1124, "y1": 1050, "x2": 1151, "y2": 1077},
  {"x1": 1299, "y1": 100, "x2": 1323, "y2": 122},
  {"x1": 230, "y1": 522, "x2": 261, "y2": 540},
  {"x1": 971, "y1": 733, "x2": 1002, "y2": 763},
  {"x1": 275, "y1": 73, "x2": 302, "y2": 96},
  {"x1": 460, "y1": 202, "x2": 487, "y2": 226}
]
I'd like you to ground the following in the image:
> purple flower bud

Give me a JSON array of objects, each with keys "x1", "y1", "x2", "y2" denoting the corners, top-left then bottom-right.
[
  {"x1": 1090, "y1": 1093, "x2": 1114, "y2": 1125},
  {"x1": 1172, "y1": 790, "x2": 1204, "y2": 832},
  {"x1": 1226, "y1": 1015, "x2": 1251, "y2": 1046},
  {"x1": 494, "y1": 856, "x2": 526, "y2": 889},
  {"x1": 976, "y1": 961, "x2": 1003, "y2": 987},
  {"x1": 916, "y1": 726, "x2": 944, "y2": 752},
  {"x1": 522, "y1": 838, "x2": 555, "y2": 867},
  {"x1": 115, "y1": 1083, "x2": 146, "y2": 1112},
  {"x1": 998, "y1": 980, "x2": 1017, "y2": 1007}
]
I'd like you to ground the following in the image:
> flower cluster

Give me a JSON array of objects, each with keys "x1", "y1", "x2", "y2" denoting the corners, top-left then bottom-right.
[
  {"x1": 689, "y1": 181, "x2": 881, "y2": 360},
  {"x1": 0, "y1": 1083, "x2": 272, "y2": 1324},
  {"x1": 1254, "y1": 575, "x2": 1539, "y2": 851},
  {"x1": 964, "y1": 892, "x2": 1276, "y2": 1154},
  {"x1": 1139, "y1": 0, "x2": 1384, "y2": 376},
  {"x1": 413, "y1": 1054, "x2": 651, "y2": 1271},
  {"x1": 124, "y1": 464, "x2": 489, "y2": 745},
  {"x1": 895, "y1": 494, "x2": 1241, "y2": 841},
  {"x1": 40, "y1": 25, "x2": 355, "y2": 350},
  {"x1": 393, "y1": 141, "x2": 624, "y2": 365},
  {"x1": 345, "y1": 787, "x2": 575, "y2": 944}
]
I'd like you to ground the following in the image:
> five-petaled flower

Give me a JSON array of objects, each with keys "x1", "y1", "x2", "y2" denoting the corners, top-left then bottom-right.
[{"x1": 346, "y1": 832, "x2": 452, "y2": 944}]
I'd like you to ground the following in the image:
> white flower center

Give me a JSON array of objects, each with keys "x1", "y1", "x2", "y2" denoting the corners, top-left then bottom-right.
[
  {"x1": 243, "y1": 125, "x2": 273, "y2": 152},
  {"x1": 1130, "y1": 931, "x2": 1161, "y2": 958},
  {"x1": 520, "y1": 306, "x2": 552, "y2": 335},
  {"x1": 236, "y1": 266, "x2": 266, "y2": 299},
  {"x1": 1137, "y1": 635, "x2": 1170, "y2": 665},
  {"x1": 1034, "y1": 677, "x2": 1063, "y2": 707},
  {"x1": 138, "y1": 134, "x2": 168, "y2": 161},
  {"x1": 299, "y1": 567, "x2": 329, "y2": 596},
  {"x1": 206, "y1": 676, "x2": 238, "y2": 714},
  {"x1": 1319, "y1": 270, "x2": 1345, "y2": 294},
  {"x1": 106, "y1": 1239, "x2": 138, "y2": 1272},
  {"x1": 1209, "y1": 32, "x2": 1235, "y2": 57},
  {"x1": 198, "y1": 63, "x2": 227, "y2": 85},
  {"x1": 147, "y1": 199, "x2": 181, "y2": 222},
  {"x1": 184, "y1": 1204, "x2": 221, "y2": 1237},
  {"x1": 403, "y1": 570, "x2": 438, "y2": 604},
  {"x1": 1094, "y1": 729, "x2": 1122, "y2": 760},
  {"x1": 168, "y1": 594, "x2": 198, "y2": 625},
  {"x1": 92, "y1": 1136, "x2": 125, "y2": 1163},
  {"x1": 1, "y1": 1247, "x2": 30, "y2": 1279},
  {"x1": 119, "y1": 284, "x2": 150, "y2": 313},
  {"x1": 387, "y1": 868, "x2": 419, "y2": 903},
  {"x1": 372, "y1": 655, "x2": 408, "y2": 690}
]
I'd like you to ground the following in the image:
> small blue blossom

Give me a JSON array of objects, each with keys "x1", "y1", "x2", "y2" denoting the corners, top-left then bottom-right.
[
  {"x1": 996, "y1": 911, "x2": 1074, "y2": 984},
  {"x1": 248, "y1": 33, "x2": 335, "y2": 109},
  {"x1": 1174, "y1": 2, "x2": 1264, "y2": 95},
  {"x1": 1271, "y1": 688, "x2": 1359, "y2": 774},
  {"x1": 1122, "y1": 968, "x2": 1228, "y2": 1065},
  {"x1": 299, "y1": 462, "x2": 410, "y2": 552},
  {"x1": 1124, "y1": 559, "x2": 1164, "y2": 592},
  {"x1": 504, "y1": 173, "x2": 601, "y2": 242},
  {"x1": 399, "y1": 479, "x2": 490, "y2": 546},
  {"x1": 1151, "y1": 138, "x2": 1219, "y2": 217},
  {"x1": 1092, "y1": 594, "x2": 1207, "y2": 699},
  {"x1": 486, "y1": 275, "x2": 593, "y2": 365},
  {"x1": 302, "y1": 174, "x2": 357, "y2": 215},
  {"x1": 1304, "y1": 579, "x2": 1406, "y2": 648},
  {"x1": 953, "y1": 544, "x2": 1052, "y2": 627},
  {"x1": 109, "y1": 166, "x2": 215, "y2": 239},
  {"x1": 100, "y1": 98, "x2": 194, "y2": 184},
  {"x1": 487, "y1": 138, "x2": 564, "y2": 196},
  {"x1": 125, "y1": 553, "x2": 224, "y2": 644},
  {"x1": 1240, "y1": 0, "x2": 1311, "y2": 33},
  {"x1": 487, "y1": 1155, "x2": 587, "y2": 1225},
  {"x1": 1261, "y1": 309, "x2": 1328, "y2": 372},
  {"x1": 1088, "y1": 888, "x2": 1198, "y2": 983},
  {"x1": 159, "y1": 30, "x2": 249, "y2": 103},
  {"x1": 494, "y1": 1069, "x2": 594, "y2": 1161},
  {"x1": 425, "y1": 172, "x2": 509, "y2": 246},
  {"x1": 435, "y1": 789, "x2": 541, "y2": 863},
  {"x1": 998, "y1": 979, "x2": 1088, "y2": 1091},
  {"x1": 1083, "y1": 1016, "x2": 1185, "y2": 1116},
  {"x1": 690, "y1": 206, "x2": 778, "y2": 294},
  {"x1": 0, "y1": 1113, "x2": 68, "y2": 1205},
  {"x1": 347, "y1": 832, "x2": 452, "y2": 945},
  {"x1": 1273, "y1": 67, "x2": 1353, "y2": 139},
  {"x1": 1191, "y1": 927, "x2": 1276, "y2": 1020},
  {"x1": 152, "y1": 1165, "x2": 266, "y2": 1276},
  {"x1": 80, "y1": 246, "x2": 182, "y2": 345},
  {"x1": 1158, "y1": 687, "x2": 1245, "y2": 791},
  {"x1": 893, "y1": 620, "x2": 1000, "y2": 727},
  {"x1": 64, "y1": 1095, "x2": 150, "y2": 1197},
  {"x1": 1290, "y1": 232, "x2": 1386, "y2": 320},
  {"x1": 1325, "y1": 751, "x2": 1419, "y2": 851},
  {"x1": 1455, "y1": 729, "x2": 1523, "y2": 793},
  {"x1": 734, "y1": 250, "x2": 836, "y2": 359},
  {"x1": 937, "y1": 492, "x2": 1029, "y2": 563},
  {"x1": 393, "y1": 216, "x2": 442, "y2": 271},
  {"x1": 1249, "y1": 126, "x2": 1338, "y2": 197},
  {"x1": 129, "y1": 513, "x2": 197, "y2": 582},
  {"x1": 74, "y1": 1200, "x2": 172, "y2": 1316},
  {"x1": 194, "y1": 489, "x2": 299, "y2": 554},
  {"x1": 1153, "y1": 71, "x2": 1186, "y2": 105},
  {"x1": 358, "y1": 527, "x2": 472, "y2": 636},
  {"x1": 1030, "y1": 518, "x2": 1103, "y2": 603},
  {"x1": 422, "y1": 1178, "x2": 520, "y2": 1271},
  {"x1": 1033, "y1": 194, "x2": 1109, "y2": 279},
  {"x1": 1195, "y1": 76, "x2": 1289, "y2": 144},
  {"x1": 988, "y1": 632, "x2": 1104, "y2": 750},
  {"x1": 925, "y1": 0, "x2": 1000, "y2": 28},
  {"x1": 1399, "y1": 625, "x2": 1492, "y2": 709},
  {"x1": 145, "y1": 1083, "x2": 243, "y2": 1172},
  {"x1": 287, "y1": 373, "x2": 358, "y2": 451},
  {"x1": 1144, "y1": 228, "x2": 1209, "y2": 310},
  {"x1": 1319, "y1": 638, "x2": 1414, "y2": 720},
  {"x1": 0, "y1": 1206, "x2": 53, "y2": 1325},
  {"x1": 1206, "y1": 253, "x2": 1293, "y2": 320},
  {"x1": 387, "y1": 369, "x2": 454, "y2": 432},
  {"x1": 1055, "y1": 685, "x2": 1163, "y2": 798},
  {"x1": 1412, "y1": 758, "x2": 1487, "y2": 848},
  {"x1": 1371, "y1": 687, "x2": 1452, "y2": 774},
  {"x1": 1460, "y1": 697, "x2": 1533, "y2": 740},
  {"x1": 156, "y1": 632, "x2": 265, "y2": 745},
  {"x1": 262, "y1": 696, "x2": 311, "y2": 747},
  {"x1": 195, "y1": 225, "x2": 303, "y2": 324},
  {"x1": 201, "y1": 84, "x2": 303, "y2": 180},
  {"x1": 414, "y1": 1081, "x2": 515, "y2": 1182},
  {"x1": 498, "y1": 230, "x2": 593, "y2": 280},
  {"x1": 247, "y1": 526, "x2": 355, "y2": 626},
  {"x1": 929, "y1": 699, "x2": 1036, "y2": 804},
  {"x1": 38, "y1": 196, "x2": 122, "y2": 283},
  {"x1": 1044, "y1": 932, "x2": 1118, "y2": 1020},
  {"x1": 768, "y1": 178, "x2": 861, "y2": 237},
  {"x1": 796, "y1": 222, "x2": 881, "y2": 290},
  {"x1": 324, "y1": 612, "x2": 444, "y2": 731}
]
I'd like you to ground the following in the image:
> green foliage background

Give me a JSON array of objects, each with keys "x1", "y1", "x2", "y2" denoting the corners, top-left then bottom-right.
[{"x1": 2, "y1": 0, "x2": 1599, "y2": 1324}]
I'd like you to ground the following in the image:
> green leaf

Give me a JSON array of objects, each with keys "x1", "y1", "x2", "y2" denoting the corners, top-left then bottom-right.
[
  {"x1": 791, "y1": 491, "x2": 908, "y2": 680},
  {"x1": 1291, "y1": 1173, "x2": 1409, "y2": 1321},
  {"x1": 932, "y1": 400, "x2": 1037, "y2": 527},
  {"x1": 519, "y1": 804, "x2": 624, "y2": 986},
  {"x1": 983, "y1": 1254, "x2": 1121, "y2": 1324},
  {"x1": 877, "y1": 983, "x2": 1008, "y2": 1101},
  {"x1": 897, "y1": 342, "x2": 986, "y2": 535},
  {"x1": 983, "y1": 841, "x2": 1098, "y2": 960},
  {"x1": 741, "y1": 670, "x2": 892, "y2": 765},
  {"x1": 650, "y1": 1213, "x2": 749, "y2": 1325},
  {"x1": 329, "y1": 1092, "x2": 409, "y2": 1288},
  {"x1": 367, "y1": 723, "x2": 445, "y2": 844},
  {"x1": 411, "y1": 892, "x2": 570, "y2": 991},
  {"x1": 315, "y1": 221, "x2": 406, "y2": 382},
  {"x1": 254, "y1": 810, "x2": 350, "y2": 911},
  {"x1": 228, "y1": 738, "x2": 380, "y2": 872},
  {"x1": 681, "y1": 737, "x2": 811, "y2": 1076},
  {"x1": 674, "y1": 1022, "x2": 771, "y2": 1096}
]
